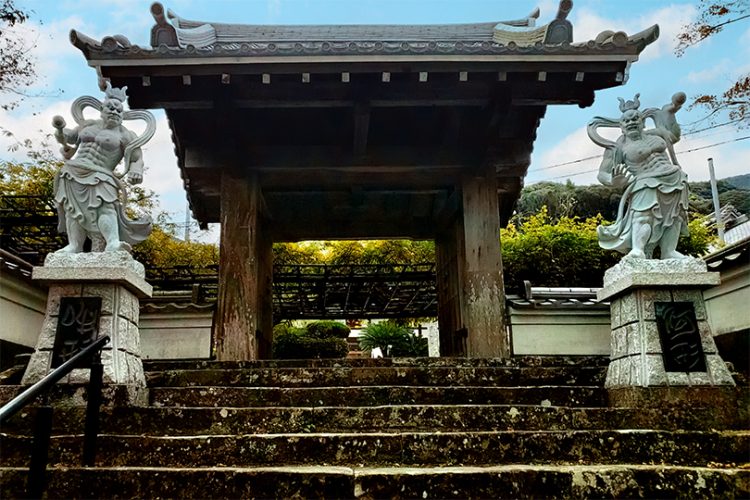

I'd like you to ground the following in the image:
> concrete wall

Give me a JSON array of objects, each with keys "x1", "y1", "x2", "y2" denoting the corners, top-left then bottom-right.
[
  {"x1": 704, "y1": 261, "x2": 750, "y2": 337},
  {"x1": 139, "y1": 309, "x2": 213, "y2": 360},
  {"x1": 509, "y1": 307, "x2": 611, "y2": 356},
  {"x1": 0, "y1": 272, "x2": 47, "y2": 348}
]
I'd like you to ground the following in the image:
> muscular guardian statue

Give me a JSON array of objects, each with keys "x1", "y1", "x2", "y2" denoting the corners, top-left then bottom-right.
[
  {"x1": 587, "y1": 92, "x2": 690, "y2": 260},
  {"x1": 52, "y1": 83, "x2": 156, "y2": 253}
]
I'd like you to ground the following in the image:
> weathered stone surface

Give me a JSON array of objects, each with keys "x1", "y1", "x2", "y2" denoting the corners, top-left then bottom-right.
[
  {"x1": 23, "y1": 273, "x2": 148, "y2": 390},
  {"x1": 3, "y1": 403, "x2": 746, "y2": 436},
  {"x1": 1, "y1": 465, "x2": 747, "y2": 500},
  {"x1": 599, "y1": 258, "x2": 719, "y2": 302},
  {"x1": 147, "y1": 365, "x2": 606, "y2": 388},
  {"x1": 3, "y1": 355, "x2": 747, "y2": 498},
  {"x1": 150, "y1": 385, "x2": 606, "y2": 409},
  {"x1": 142, "y1": 356, "x2": 612, "y2": 372},
  {"x1": 34, "y1": 251, "x2": 152, "y2": 298},
  {"x1": 45, "y1": 284, "x2": 83, "y2": 316},
  {"x1": 603, "y1": 256, "x2": 708, "y2": 287},
  {"x1": 4, "y1": 464, "x2": 749, "y2": 500},
  {"x1": 354, "y1": 465, "x2": 750, "y2": 500},
  {"x1": 2, "y1": 430, "x2": 748, "y2": 468}
]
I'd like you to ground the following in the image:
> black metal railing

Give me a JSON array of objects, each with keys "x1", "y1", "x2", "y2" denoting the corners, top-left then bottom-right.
[{"x1": 0, "y1": 335, "x2": 110, "y2": 498}]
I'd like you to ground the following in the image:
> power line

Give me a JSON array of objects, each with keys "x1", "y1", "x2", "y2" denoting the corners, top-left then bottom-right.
[
  {"x1": 545, "y1": 135, "x2": 750, "y2": 181},
  {"x1": 684, "y1": 120, "x2": 738, "y2": 136},
  {"x1": 529, "y1": 120, "x2": 742, "y2": 173}
]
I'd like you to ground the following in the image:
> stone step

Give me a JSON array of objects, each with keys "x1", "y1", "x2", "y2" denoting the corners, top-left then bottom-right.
[
  {"x1": 2, "y1": 404, "x2": 743, "y2": 436},
  {"x1": 1, "y1": 465, "x2": 747, "y2": 499},
  {"x1": 143, "y1": 355, "x2": 610, "y2": 371},
  {"x1": 2, "y1": 430, "x2": 747, "y2": 468},
  {"x1": 147, "y1": 365, "x2": 605, "y2": 388},
  {"x1": 149, "y1": 385, "x2": 606, "y2": 408}
]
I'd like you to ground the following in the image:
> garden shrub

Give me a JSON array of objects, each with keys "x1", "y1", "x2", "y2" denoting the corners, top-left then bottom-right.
[
  {"x1": 305, "y1": 320, "x2": 351, "y2": 339},
  {"x1": 359, "y1": 321, "x2": 428, "y2": 357},
  {"x1": 272, "y1": 321, "x2": 349, "y2": 359}
]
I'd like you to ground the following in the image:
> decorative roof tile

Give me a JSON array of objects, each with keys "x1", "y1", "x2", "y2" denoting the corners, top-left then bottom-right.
[{"x1": 70, "y1": 1, "x2": 658, "y2": 61}]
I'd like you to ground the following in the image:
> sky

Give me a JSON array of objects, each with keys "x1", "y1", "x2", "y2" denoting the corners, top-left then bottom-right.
[{"x1": 2, "y1": 0, "x2": 748, "y2": 242}]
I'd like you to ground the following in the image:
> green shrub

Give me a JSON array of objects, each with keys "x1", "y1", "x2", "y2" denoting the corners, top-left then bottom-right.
[
  {"x1": 359, "y1": 321, "x2": 428, "y2": 357},
  {"x1": 305, "y1": 320, "x2": 351, "y2": 339},
  {"x1": 273, "y1": 332, "x2": 349, "y2": 359}
]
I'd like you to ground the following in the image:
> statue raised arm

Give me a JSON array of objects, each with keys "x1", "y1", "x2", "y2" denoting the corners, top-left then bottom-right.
[
  {"x1": 586, "y1": 92, "x2": 690, "y2": 260},
  {"x1": 51, "y1": 82, "x2": 156, "y2": 253}
]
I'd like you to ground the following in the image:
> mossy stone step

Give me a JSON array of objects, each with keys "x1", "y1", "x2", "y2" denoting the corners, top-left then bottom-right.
[
  {"x1": 2, "y1": 430, "x2": 747, "y2": 468},
  {"x1": 1, "y1": 464, "x2": 747, "y2": 499},
  {"x1": 149, "y1": 385, "x2": 606, "y2": 408},
  {"x1": 143, "y1": 355, "x2": 610, "y2": 372},
  {"x1": 147, "y1": 365, "x2": 605, "y2": 388},
  {"x1": 2, "y1": 404, "x2": 743, "y2": 437}
]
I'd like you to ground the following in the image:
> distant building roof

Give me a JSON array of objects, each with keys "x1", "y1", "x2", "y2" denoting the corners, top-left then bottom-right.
[{"x1": 725, "y1": 219, "x2": 750, "y2": 246}]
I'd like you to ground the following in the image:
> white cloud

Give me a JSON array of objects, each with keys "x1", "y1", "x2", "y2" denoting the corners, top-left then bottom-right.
[
  {"x1": 686, "y1": 59, "x2": 731, "y2": 84},
  {"x1": 572, "y1": 4, "x2": 697, "y2": 61},
  {"x1": 528, "y1": 126, "x2": 604, "y2": 185}
]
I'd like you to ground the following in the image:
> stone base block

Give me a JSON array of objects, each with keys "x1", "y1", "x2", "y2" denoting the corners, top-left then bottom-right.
[
  {"x1": 601, "y1": 257, "x2": 735, "y2": 391},
  {"x1": 21, "y1": 253, "x2": 150, "y2": 392},
  {"x1": 607, "y1": 386, "x2": 748, "y2": 428}
]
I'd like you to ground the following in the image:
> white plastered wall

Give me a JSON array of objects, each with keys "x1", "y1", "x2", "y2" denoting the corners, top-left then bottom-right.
[{"x1": 0, "y1": 273, "x2": 47, "y2": 348}]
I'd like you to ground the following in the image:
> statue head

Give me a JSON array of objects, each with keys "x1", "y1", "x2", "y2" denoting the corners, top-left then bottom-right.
[
  {"x1": 619, "y1": 108, "x2": 643, "y2": 137},
  {"x1": 617, "y1": 94, "x2": 643, "y2": 138},
  {"x1": 618, "y1": 93, "x2": 640, "y2": 113},
  {"x1": 101, "y1": 82, "x2": 127, "y2": 128}
]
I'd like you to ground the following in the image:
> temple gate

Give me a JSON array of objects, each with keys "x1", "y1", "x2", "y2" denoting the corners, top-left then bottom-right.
[{"x1": 71, "y1": 1, "x2": 657, "y2": 359}]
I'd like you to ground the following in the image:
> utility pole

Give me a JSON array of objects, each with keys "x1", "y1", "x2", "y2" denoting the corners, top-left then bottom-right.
[
  {"x1": 708, "y1": 158, "x2": 725, "y2": 244},
  {"x1": 184, "y1": 202, "x2": 191, "y2": 242}
]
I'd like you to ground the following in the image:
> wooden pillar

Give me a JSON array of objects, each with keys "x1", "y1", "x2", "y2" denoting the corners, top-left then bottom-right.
[
  {"x1": 461, "y1": 166, "x2": 508, "y2": 358},
  {"x1": 215, "y1": 171, "x2": 273, "y2": 360},
  {"x1": 436, "y1": 166, "x2": 509, "y2": 358},
  {"x1": 436, "y1": 219, "x2": 466, "y2": 357}
]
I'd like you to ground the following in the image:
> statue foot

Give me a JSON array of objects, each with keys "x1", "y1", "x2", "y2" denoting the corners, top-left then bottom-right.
[
  {"x1": 55, "y1": 244, "x2": 82, "y2": 254},
  {"x1": 626, "y1": 249, "x2": 646, "y2": 259},
  {"x1": 662, "y1": 250, "x2": 687, "y2": 260},
  {"x1": 104, "y1": 242, "x2": 132, "y2": 253}
]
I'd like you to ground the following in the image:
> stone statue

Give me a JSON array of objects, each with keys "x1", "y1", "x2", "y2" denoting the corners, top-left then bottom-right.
[
  {"x1": 587, "y1": 92, "x2": 690, "y2": 260},
  {"x1": 52, "y1": 82, "x2": 156, "y2": 253}
]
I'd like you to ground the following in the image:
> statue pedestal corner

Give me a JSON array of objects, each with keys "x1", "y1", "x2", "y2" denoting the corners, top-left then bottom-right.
[{"x1": 21, "y1": 252, "x2": 151, "y2": 398}]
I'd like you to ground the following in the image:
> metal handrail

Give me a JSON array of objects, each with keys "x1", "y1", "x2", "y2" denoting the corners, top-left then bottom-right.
[{"x1": 0, "y1": 335, "x2": 110, "y2": 424}]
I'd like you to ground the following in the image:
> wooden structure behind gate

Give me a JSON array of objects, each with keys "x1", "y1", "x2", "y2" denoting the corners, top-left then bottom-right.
[{"x1": 71, "y1": 1, "x2": 658, "y2": 359}]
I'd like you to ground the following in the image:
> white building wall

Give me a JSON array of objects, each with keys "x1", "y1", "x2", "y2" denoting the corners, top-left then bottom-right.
[
  {"x1": 704, "y1": 262, "x2": 750, "y2": 337},
  {"x1": 139, "y1": 310, "x2": 213, "y2": 359},
  {"x1": 0, "y1": 273, "x2": 47, "y2": 348},
  {"x1": 509, "y1": 308, "x2": 611, "y2": 355}
]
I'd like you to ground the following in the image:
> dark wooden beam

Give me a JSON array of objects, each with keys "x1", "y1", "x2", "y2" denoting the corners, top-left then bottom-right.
[{"x1": 353, "y1": 101, "x2": 370, "y2": 158}]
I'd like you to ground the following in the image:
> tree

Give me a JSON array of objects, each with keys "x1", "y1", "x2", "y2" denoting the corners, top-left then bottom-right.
[
  {"x1": 0, "y1": 0, "x2": 36, "y2": 110},
  {"x1": 500, "y1": 207, "x2": 714, "y2": 293},
  {"x1": 676, "y1": 0, "x2": 750, "y2": 126}
]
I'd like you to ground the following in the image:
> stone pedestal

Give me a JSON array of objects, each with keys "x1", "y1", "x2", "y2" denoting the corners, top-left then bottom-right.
[
  {"x1": 21, "y1": 252, "x2": 152, "y2": 392},
  {"x1": 598, "y1": 257, "x2": 735, "y2": 406}
]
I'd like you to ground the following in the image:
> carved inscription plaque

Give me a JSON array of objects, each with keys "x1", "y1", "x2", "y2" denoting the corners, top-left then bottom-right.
[
  {"x1": 51, "y1": 297, "x2": 102, "y2": 368},
  {"x1": 654, "y1": 301, "x2": 706, "y2": 372}
]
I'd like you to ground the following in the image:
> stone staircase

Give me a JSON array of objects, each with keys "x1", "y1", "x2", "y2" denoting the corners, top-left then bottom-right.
[{"x1": 1, "y1": 356, "x2": 748, "y2": 498}]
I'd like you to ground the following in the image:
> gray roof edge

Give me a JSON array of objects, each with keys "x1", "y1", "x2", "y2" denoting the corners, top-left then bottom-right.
[{"x1": 70, "y1": 28, "x2": 657, "y2": 61}]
